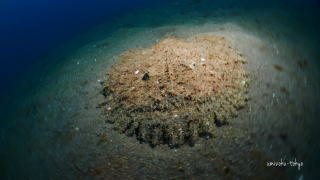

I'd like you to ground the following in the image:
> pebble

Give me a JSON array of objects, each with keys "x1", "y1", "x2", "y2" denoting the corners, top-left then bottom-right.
[
  {"x1": 142, "y1": 73, "x2": 150, "y2": 81},
  {"x1": 134, "y1": 70, "x2": 140, "y2": 74},
  {"x1": 201, "y1": 58, "x2": 206, "y2": 62},
  {"x1": 107, "y1": 107, "x2": 112, "y2": 111},
  {"x1": 190, "y1": 62, "x2": 196, "y2": 68},
  {"x1": 177, "y1": 166, "x2": 184, "y2": 172}
]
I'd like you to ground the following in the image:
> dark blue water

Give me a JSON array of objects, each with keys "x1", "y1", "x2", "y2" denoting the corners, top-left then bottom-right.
[
  {"x1": 0, "y1": 0, "x2": 170, "y2": 89},
  {"x1": 0, "y1": 0, "x2": 171, "y2": 132},
  {"x1": 0, "y1": 0, "x2": 320, "y2": 179},
  {"x1": 0, "y1": 0, "x2": 319, "y2": 88}
]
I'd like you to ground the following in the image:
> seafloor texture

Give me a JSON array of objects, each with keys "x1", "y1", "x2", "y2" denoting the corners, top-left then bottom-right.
[
  {"x1": 101, "y1": 34, "x2": 249, "y2": 147},
  {"x1": 1, "y1": 0, "x2": 320, "y2": 179}
]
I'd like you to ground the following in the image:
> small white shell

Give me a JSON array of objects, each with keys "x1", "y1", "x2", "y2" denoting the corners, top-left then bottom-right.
[
  {"x1": 201, "y1": 58, "x2": 206, "y2": 62},
  {"x1": 134, "y1": 70, "x2": 139, "y2": 74}
]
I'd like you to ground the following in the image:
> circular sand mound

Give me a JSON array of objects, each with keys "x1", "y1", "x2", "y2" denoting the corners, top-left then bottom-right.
[{"x1": 100, "y1": 34, "x2": 249, "y2": 147}]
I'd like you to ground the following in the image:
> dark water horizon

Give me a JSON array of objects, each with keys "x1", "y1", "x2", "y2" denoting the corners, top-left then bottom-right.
[
  {"x1": 0, "y1": 0, "x2": 319, "y2": 88},
  {"x1": 0, "y1": 0, "x2": 171, "y2": 90}
]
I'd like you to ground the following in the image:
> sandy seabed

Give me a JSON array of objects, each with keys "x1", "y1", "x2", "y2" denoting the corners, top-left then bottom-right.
[{"x1": 1, "y1": 0, "x2": 320, "y2": 179}]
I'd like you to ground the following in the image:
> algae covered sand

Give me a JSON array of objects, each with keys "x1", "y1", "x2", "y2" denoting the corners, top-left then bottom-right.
[{"x1": 101, "y1": 34, "x2": 249, "y2": 147}]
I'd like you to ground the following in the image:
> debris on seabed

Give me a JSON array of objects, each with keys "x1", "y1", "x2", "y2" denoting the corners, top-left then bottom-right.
[
  {"x1": 98, "y1": 132, "x2": 109, "y2": 145},
  {"x1": 77, "y1": 61, "x2": 80, "y2": 65},
  {"x1": 142, "y1": 73, "x2": 150, "y2": 81},
  {"x1": 273, "y1": 64, "x2": 283, "y2": 71},
  {"x1": 74, "y1": 127, "x2": 79, "y2": 131},
  {"x1": 280, "y1": 87, "x2": 289, "y2": 95},
  {"x1": 201, "y1": 58, "x2": 206, "y2": 62},
  {"x1": 177, "y1": 166, "x2": 184, "y2": 172},
  {"x1": 134, "y1": 70, "x2": 140, "y2": 74},
  {"x1": 297, "y1": 60, "x2": 308, "y2": 69}
]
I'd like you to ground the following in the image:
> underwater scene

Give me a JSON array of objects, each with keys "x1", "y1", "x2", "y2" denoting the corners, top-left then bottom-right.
[{"x1": 0, "y1": 0, "x2": 320, "y2": 179}]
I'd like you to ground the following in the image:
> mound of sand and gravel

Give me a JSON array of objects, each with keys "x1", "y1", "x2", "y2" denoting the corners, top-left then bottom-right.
[{"x1": 100, "y1": 34, "x2": 249, "y2": 147}]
